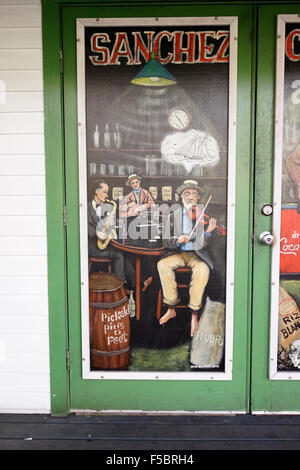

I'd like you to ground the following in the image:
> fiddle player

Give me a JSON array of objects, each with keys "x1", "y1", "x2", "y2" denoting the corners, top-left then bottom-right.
[
  {"x1": 119, "y1": 174, "x2": 155, "y2": 218},
  {"x1": 88, "y1": 181, "x2": 152, "y2": 292},
  {"x1": 157, "y1": 180, "x2": 217, "y2": 337}
]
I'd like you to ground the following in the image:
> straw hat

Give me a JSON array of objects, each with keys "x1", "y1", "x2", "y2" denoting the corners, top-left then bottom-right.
[
  {"x1": 126, "y1": 174, "x2": 142, "y2": 186},
  {"x1": 176, "y1": 179, "x2": 203, "y2": 196}
]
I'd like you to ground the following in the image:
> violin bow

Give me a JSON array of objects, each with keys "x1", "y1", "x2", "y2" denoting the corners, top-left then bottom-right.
[{"x1": 188, "y1": 192, "x2": 212, "y2": 239}]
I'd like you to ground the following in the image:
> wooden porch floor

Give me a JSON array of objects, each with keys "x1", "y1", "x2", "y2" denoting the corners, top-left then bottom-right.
[{"x1": 0, "y1": 413, "x2": 300, "y2": 451}]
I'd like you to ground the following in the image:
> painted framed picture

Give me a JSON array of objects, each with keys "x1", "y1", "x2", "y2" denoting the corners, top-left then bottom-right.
[
  {"x1": 270, "y1": 15, "x2": 300, "y2": 378},
  {"x1": 76, "y1": 17, "x2": 237, "y2": 380}
]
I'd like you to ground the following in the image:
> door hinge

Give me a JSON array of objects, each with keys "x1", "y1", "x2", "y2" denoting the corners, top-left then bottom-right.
[
  {"x1": 66, "y1": 349, "x2": 70, "y2": 372},
  {"x1": 60, "y1": 50, "x2": 64, "y2": 74},
  {"x1": 63, "y1": 205, "x2": 67, "y2": 227}
]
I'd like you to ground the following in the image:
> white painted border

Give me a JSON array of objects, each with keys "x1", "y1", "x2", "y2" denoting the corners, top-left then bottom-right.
[
  {"x1": 76, "y1": 16, "x2": 238, "y2": 381},
  {"x1": 269, "y1": 14, "x2": 300, "y2": 381}
]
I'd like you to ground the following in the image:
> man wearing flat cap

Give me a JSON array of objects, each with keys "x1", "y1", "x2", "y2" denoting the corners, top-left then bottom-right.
[
  {"x1": 157, "y1": 179, "x2": 217, "y2": 337},
  {"x1": 119, "y1": 174, "x2": 155, "y2": 218}
]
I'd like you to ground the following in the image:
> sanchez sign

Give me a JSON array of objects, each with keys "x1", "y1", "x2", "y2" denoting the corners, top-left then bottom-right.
[{"x1": 89, "y1": 30, "x2": 230, "y2": 65}]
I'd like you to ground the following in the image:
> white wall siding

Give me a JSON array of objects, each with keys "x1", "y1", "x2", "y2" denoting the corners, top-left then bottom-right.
[
  {"x1": 0, "y1": 113, "x2": 44, "y2": 133},
  {"x1": 0, "y1": 216, "x2": 47, "y2": 236},
  {"x1": 0, "y1": 155, "x2": 45, "y2": 175},
  {"x1": 0, "y1": 50, "x2": 42, "y2": 70},
  {"x1": 0, "y1": 196, "x2": 46, "y2": 215},
  {"x1": 0, "y1": 6, "x2": 42, "y2": 28},
  {"x1": 0, "y1": 28, "x2": 42, "y2": 49},
  {"x1": 0, "y1": 276, "x2": 48, "y2": 295},
  {"x1": 1, "y1": 69, "x2": 44, "y2": 91},
  {"x1": 0, "y1": 1, "x2": 50, "y2": 412},
  {"x1": 0, "y1": 237, "x2": 46, "y2": 256},
  {"x1": 0, "y1": 175, "x2": 45, "y2": 195},
  {"x1": 0, "y1": 92, "x2": 44, "y2": 112},
  {"x1": 0, "y1": 135, "x2": 45, "y2": 154},
  {"x1": 0, "y1": 295, "x2": 48, "y2": 315}
]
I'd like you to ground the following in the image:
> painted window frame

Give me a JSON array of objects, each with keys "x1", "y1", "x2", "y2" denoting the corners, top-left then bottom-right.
[{"x1": 270, "y1": 14, "x2": 300, "y2": 380}]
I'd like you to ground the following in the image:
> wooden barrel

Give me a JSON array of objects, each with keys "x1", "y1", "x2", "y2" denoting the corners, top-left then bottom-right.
[{"x1": 89, "y1": 272, "x2": 130, "y2": 369}]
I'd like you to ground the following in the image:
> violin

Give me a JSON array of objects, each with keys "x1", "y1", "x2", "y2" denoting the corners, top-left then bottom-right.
[{"x1": 187, "y1": 205, "x2": 227, "y2": 236}]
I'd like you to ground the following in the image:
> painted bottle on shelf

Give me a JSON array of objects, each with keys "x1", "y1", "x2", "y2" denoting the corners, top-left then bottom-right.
[
  {"x1": 104, "y1": 123, "x2": 111, "y2": 148},
  {"x1": 93, "y1": 124, "x2": 100, "y2": 149},
  {"x1": 114, "y1": 123, "x2": 121, "y2": 149}
]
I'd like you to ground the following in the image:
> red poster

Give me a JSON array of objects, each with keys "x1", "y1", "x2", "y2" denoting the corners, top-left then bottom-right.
[{"x1": 280, "y1": 208, "x2": 300, "y2": 274}]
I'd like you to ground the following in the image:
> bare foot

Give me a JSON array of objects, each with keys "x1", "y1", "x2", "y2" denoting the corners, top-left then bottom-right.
[
  {"x1": 159, "y1": 308, "x2": 176, "y2": 325},
  {"x1": 190, "y1": 311, "x2": 199, "y2": 337}
]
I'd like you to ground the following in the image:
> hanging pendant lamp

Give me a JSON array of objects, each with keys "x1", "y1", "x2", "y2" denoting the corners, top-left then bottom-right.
[{"x1": 131, "y1": 51, "x2": 177, "y2": 87}]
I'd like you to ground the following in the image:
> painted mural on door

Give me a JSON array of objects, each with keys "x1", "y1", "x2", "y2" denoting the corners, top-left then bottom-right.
[
  {"x1": 277, "y1": 21, "x2": 300, "y2": 371},
  {"x1": 77, "y1": 18, "x2": 237, "y2": 377}
]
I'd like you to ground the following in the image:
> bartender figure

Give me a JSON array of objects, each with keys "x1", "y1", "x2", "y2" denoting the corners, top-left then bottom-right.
[{"x1": 119, "y1": 174, "x2": 155, "y2": 218}]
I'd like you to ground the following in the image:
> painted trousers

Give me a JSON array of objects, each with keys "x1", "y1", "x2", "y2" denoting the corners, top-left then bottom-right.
[{"x1": 157, "y1": 251, "x2": 210, "y2": 311}]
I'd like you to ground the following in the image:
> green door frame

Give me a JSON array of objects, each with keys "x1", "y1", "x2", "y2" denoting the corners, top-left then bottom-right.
[
  {"x1": 43, "y1": 0, "x2": 255, "y2": 415},
  {"x1": 251, "y1": 4, "x2": 300, "y2": 413},
  {"x1": 42, "y1": 0, "x2": 69, "y2": 416}
]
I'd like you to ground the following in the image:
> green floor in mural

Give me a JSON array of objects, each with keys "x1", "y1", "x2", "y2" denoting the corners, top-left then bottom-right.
[{"x1": 128, "y1": 343, "x2": 191, "y2": 371}]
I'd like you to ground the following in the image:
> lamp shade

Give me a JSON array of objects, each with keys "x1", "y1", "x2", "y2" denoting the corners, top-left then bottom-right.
[{"x1": 131, "y1": 51, "x2": 177, "y2": 87}]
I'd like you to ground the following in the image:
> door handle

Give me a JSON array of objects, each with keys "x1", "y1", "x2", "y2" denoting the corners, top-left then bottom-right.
[{"x1": 259, "y1": 231, "x2": 274, "y2": 245}]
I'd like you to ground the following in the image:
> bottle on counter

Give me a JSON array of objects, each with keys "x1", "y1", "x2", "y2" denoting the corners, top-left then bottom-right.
[{"x1": 128, "y1": 290, "x2": 136, "y2": 318}]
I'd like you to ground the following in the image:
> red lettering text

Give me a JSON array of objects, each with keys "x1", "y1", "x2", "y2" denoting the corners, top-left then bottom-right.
[
  {"x1": 110, "y1": 32, "x2": 134, "y2": 65},
  {"x1": 286, "y1": 29, "x2": 300, "y2": 61}
]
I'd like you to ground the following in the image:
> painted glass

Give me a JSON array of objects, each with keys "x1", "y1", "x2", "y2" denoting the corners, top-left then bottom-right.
[
  {"x1": 77, "y1": 19, "x2": 236, "y2": 378},
  {"x1": 278, "y1": 22, "x2": 300, "y2": 371}
]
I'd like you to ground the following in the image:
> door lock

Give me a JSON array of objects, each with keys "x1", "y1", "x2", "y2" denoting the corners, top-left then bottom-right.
[
  {"x1": 261, "y1": 204, "x2": 273, "y2": 216},
  {"x1": 259, "y1": 231, "x2": 274, "y2": 245}
]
